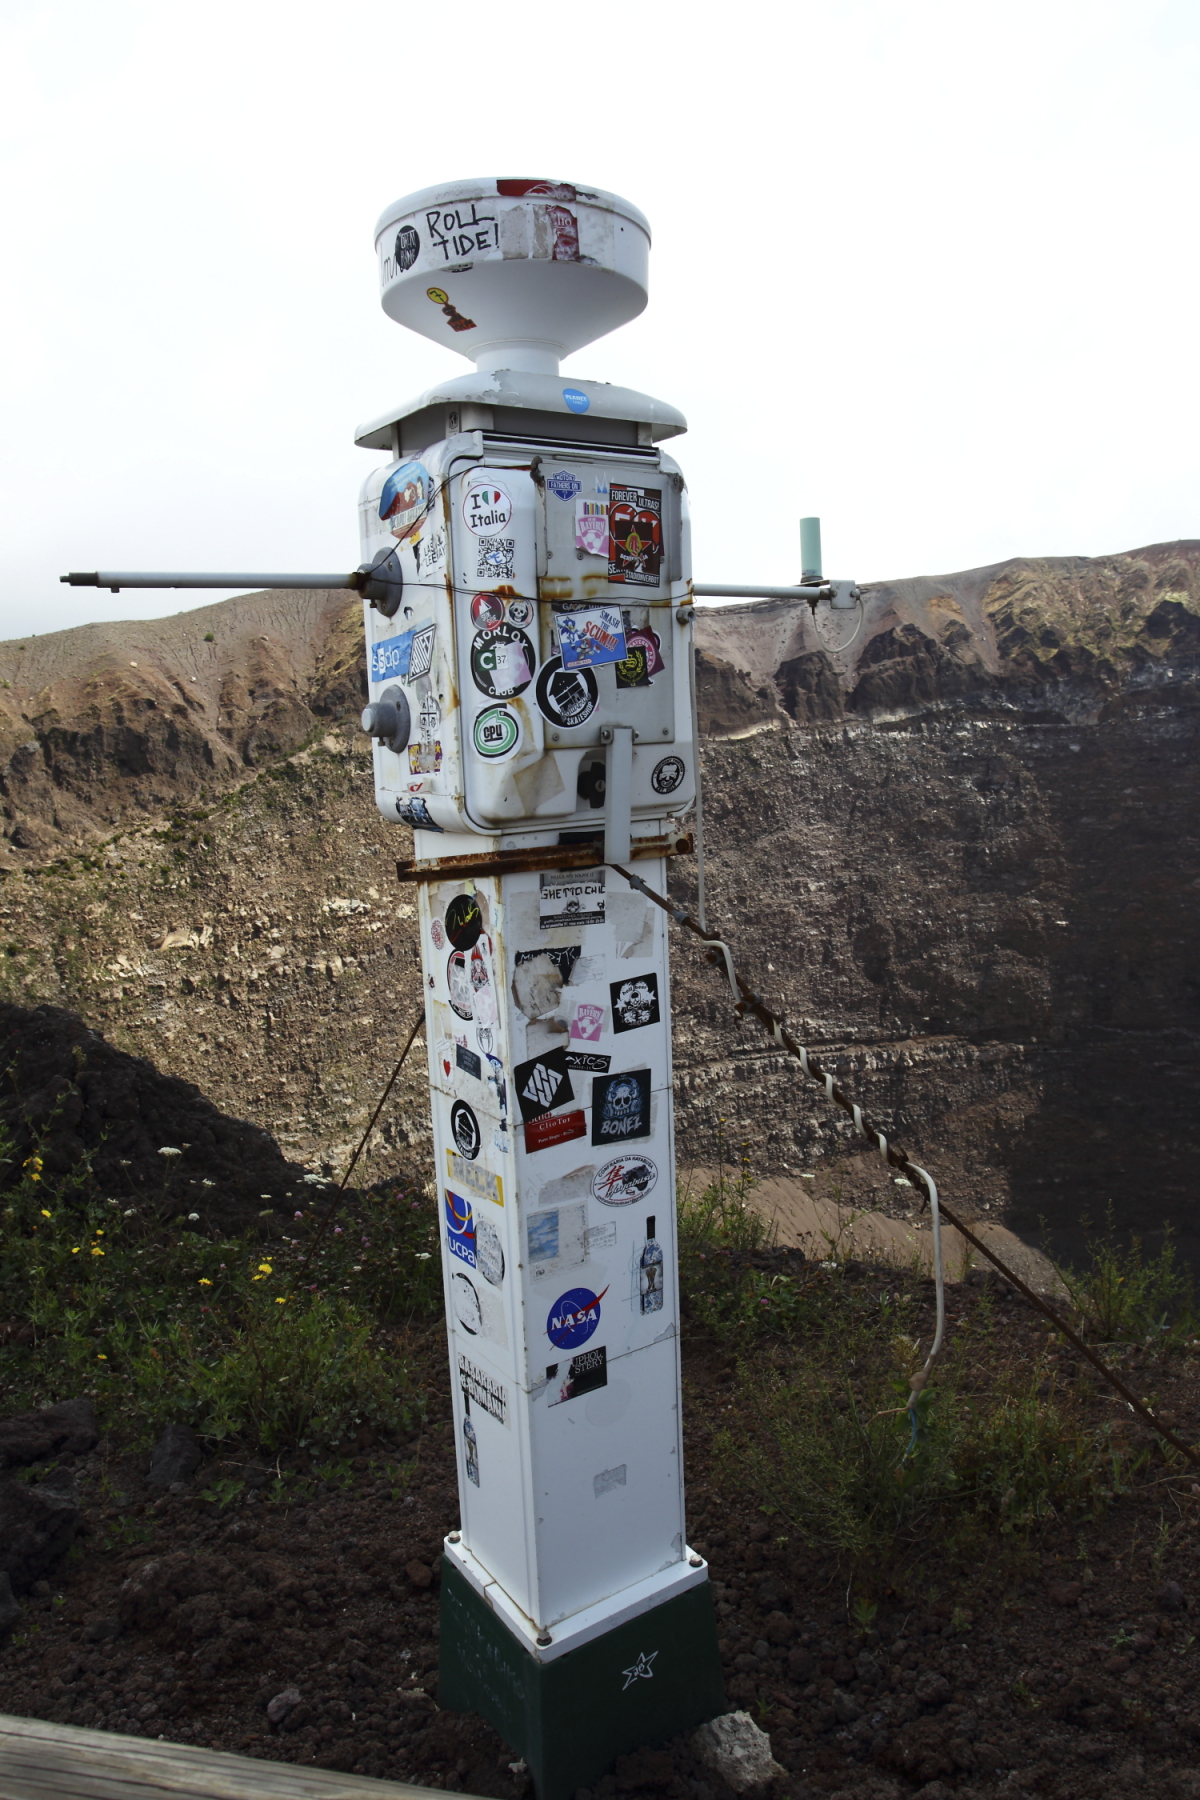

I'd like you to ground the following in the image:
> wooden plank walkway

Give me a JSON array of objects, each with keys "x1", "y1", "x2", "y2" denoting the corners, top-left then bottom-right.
[{"x1": 0, "y1": 1712, "x2": 483, "y2": 1800}]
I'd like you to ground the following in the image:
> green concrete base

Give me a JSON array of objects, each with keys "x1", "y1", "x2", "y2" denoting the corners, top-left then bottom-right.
[{"x1": 438, "y1": 1563, "x2": 726, "y2": 1800}]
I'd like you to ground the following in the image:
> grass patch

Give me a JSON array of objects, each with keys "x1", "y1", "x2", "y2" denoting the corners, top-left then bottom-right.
[{"x1": 0, "y1": 1134, "x2": 442, "y2": 1456}]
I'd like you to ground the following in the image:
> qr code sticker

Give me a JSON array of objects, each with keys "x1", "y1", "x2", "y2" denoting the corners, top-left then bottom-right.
[{"x1": 477, "y1": 537, "x2": 515, "y2": 580}]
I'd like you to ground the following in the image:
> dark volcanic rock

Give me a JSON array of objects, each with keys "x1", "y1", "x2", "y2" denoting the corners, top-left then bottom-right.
[
  {"x1": 0, "y1": 1397, "x2": 97, "y2": 1469},
  {"x1": 0, "y1": 1476, "x2": 81, "y2": 1592},
  {"x1": 146, "y1": 1422, "x2": 202, "y2": 1489}
]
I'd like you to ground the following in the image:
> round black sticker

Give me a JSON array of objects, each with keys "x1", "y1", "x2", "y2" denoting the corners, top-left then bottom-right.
[
  {"x1": 451, "y1": 1100, "x2": 481, "y2": 1160},
  {"x1": 470, "y1": 623, "x2": 535, "y2": 699},
  {"x1": 651, "y1": 754, "x2": 685, "y2": 795},
  {"x1": 445, "y1": 892, "x2": 484, "y2": 950},
  {"x1": 535, "y1": 656, "x2": 599, "y2": 730}
]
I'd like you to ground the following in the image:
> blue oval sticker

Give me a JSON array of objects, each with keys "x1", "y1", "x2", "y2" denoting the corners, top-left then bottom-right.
[{"x1": 562, "y1": 387, "x2": 590, "y2": 414}]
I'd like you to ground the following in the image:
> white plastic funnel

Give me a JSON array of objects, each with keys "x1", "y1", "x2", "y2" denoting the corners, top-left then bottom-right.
[{"x1": 374, "y1": 179, "x2": 650, "y2": 377}]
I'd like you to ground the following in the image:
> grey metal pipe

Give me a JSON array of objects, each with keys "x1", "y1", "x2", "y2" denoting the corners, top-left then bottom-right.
[
  {"x1": 692, "y1": 582, "x2": 833, "y2": 602},
  {"x1": 60, "y1": 572, "x2": 360, "y2": 591}
]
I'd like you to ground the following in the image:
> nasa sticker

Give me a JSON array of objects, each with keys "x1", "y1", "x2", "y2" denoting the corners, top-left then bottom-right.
[
  {"x1": 546, "y1": 1283, "x2": 607, "y2": 1350},
  {"x1": 592, "y1": 1155, "x2": 660, "y2": 1206},
  {"x1": 535, "y1": 656, "x2": 599, "y2": 730},
  {"x1": 651, "y1": 755, "x2": 686, "y2": 795},
  {"x1": 462, "y1": 482, "x2": 513, "y2": 535},
  {"x1": 451, "y1": 1100, "x2": 481, "y2": 1160},
  {"x1": 473, "y1": 705, "x2": 521, "y2": 760}
]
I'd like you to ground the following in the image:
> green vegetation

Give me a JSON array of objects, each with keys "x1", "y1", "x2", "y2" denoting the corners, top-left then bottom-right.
[
  {"x1": 1057, "y1": 1206, "x2": 1198, "y2": 1350},
  {"x1": 681, "y1": 1165, "x2": 1159, "y2": 1587},
  {"x1": 0, "y1": 1131, "x2": 441, "y2": 1457}
]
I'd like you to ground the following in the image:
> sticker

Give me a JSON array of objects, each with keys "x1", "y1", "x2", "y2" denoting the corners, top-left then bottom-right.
[
  {"x1": 396, "y1": 797, "x2": 442, "y2": 831},
  {"x1": 448, "y1": 1152, "x2": 503, "y2": 1208},
  {"x1": 546, "y1": 1344, "x2": 607, "y2": 1405},
  {"x1": 535, "y1": 657, "x2": 599, "y2": 730},
  {"x1": 444, "y1": 1190, "x2": 476, "y2": 1266},
  {"x1": 369, "y1": 622, "x2": 435, "y2": 684},
  {"x1": 470, "y1": 592, "x2": 506, "y2": 630},
  {"x1": 459, "y1": 1352, "x2": 509, "y2": 1427},
  {"x1": 622, "y1": 1651, "x2": 657, "y2": 1688},
  {"x1": 477, "y1": 538, "x2": 515, "y2": 580},
  {"x1": 547, "y1": 1284, "x2": 607, "y2": 1350},
  {"x1": 463, "y1": 1415, "x2": 479, "y2": 1486},
  {"x1": 540, "y1": 867, "x2": 605, "y2": 930},
  {"x1": 609, "y1": 486, "x2": 663, "y2": 588},
  {"x1": 473, "y1": 705, "x2": 521, "y2": 760},
  {"x1": 470, "y1": 624, "x2": 535, "y2": 699},
  {"x1": 570, "y1": 1001, "x2": 604, "y2": 1041},
  {"x1": 555, "y1": 605, "x2": 627, "y2": 672},
  {"x1": 651, "y1": 755, "x2": 685, "y2": 795},
  {"x1": 640, "y1": 1220, "x2": 664, "y2": 1313},
  {"x1": 610, "y1": 973, "x2": 660, "y2": 1033},
  {"x1": 566, "y1": 1050, "x2": 610, "y2": 1073},
  {"x1": 528, "y1": 1201, "x2": 587, "y2": 1278},
  {"x1": 452, "y1": 1270, "x2": 484, "y2": 1335},
  {"x1": 470, "y1": 939, "x2": 498, "y2": 1026},
  {"x1": 418, "y1": 694, "x2": 441, "y2": 739},
  {"x1": 593, "y1": 1155, "x2": 659, "y2": 1206},
  {"x1": 447, "y1": 950, "x2": 473, "y2": 1020},
  {"x1": 475, "y1": 1214, "x2": 504, "y2": 1287},
  {"x1": 427, "y1": 288, "x2": 476, "y2": 332},
  {"x1": 507, "y1": 598, "x2": 534, "y2": 628},
  {"x1": 585, "y1": 1221, "x2": 617, "y2": 1253},
  {"x1": 516, "y1": 944, "x2": 582, "y2": 984},
  {"x1": 497, "y1": 179, "x2": 578, "y2": 199},
  {"x1": 430, "y1": 918, "x2": 446, "y2": 951},
  {"x1": 574, "y1": 499, "x2": 608, "y2": 556},
  {"x1": 526, "y1": 1110, "x2": 587, "y2": 1153},
  {"x1": 451, "y1": 1100, "x2": 481, "y2": 1160},
  {"x1": 408, "y1": 625, "x2": 436, "y2": 679},
  {"x1": 546, "y1": 470, "x2": 582, "y2": 501},
  {"x1": 462, "y1": 482, "x2": 513, "y2": 535},
  {"x1": 514, "y1": 1048, "x2": 574, "y2": 1124},
  {"x1": 393, "y1": 224, "x2": 420, "y2": 272},
  {"x1": 409, "y1": 741, "x2": 442, "y2": 774},
  {"x1": 594, "y1": 1465, "x2": 626, "y2": 1497},
  {"x1": 485, "y1": 1054, "x2": 507, "y2": 1118},
  {"x1": 378, "y1": 461, "x2": 431, "y2": 541},
  {"x1": 445, "y1": 893, "x2": 485, "y2": 950},
  {"x1": 591, "y1": 1071, "x2": 652, "y2": 1145},
  {"x1": 562, "y1": 387, "x2": 590, "y2": 414},
  {"x1": 456, "y1": 1044, "x2": 482, "y2": 1081},
  {"x1": 615, "y1": 623, "x2": 665, "y2": 689}
]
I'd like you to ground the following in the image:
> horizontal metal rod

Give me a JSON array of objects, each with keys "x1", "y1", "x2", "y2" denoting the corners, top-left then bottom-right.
[
  {"x1": 692, "y1": 582, "x2": 833, "y2": 601},
  {"x1": 60, "y1": 572, "x2": 360, "y2": 591}
]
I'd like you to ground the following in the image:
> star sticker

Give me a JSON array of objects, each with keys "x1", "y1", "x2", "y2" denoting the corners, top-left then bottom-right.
[{"x1": 621, "y1": 1649, "x2": 658, "y2": 1690}]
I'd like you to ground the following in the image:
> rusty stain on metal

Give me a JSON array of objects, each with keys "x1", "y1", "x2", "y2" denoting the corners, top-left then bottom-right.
[{"x1": 396, "y1": 832, "x2": 693, "y2": 885}]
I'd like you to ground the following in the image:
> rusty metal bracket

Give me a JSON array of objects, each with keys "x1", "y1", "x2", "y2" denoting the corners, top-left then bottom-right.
[{"x1": 396, "y1": 831, "x2": 693, "y2": 885}]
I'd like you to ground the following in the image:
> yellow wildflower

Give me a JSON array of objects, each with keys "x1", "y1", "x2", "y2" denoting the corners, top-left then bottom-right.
[
  {"x1": 71, "y1": 1247, "x2": 80, "y2": 1255},
  {"x1": 257, "y1": 1262, "x2": 273, "y2": 1274},
  {"x1": 40, "y1": 1209, "x2": 51, "y2": 1219},
  {"x1": 198, "y1": 1278, "x2": 212, "y2": 1287},
  {"x1": 91, "y1": 1247, "x2": 104, "y2": 1257},
  {"x1": 96, "y1": 1353, "x2": 107, "y2": 1360}
]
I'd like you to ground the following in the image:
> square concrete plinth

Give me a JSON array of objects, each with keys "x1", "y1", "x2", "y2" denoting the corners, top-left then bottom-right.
[{"x1": 439, "y1": 1562, "x2": 726, "y2": 1800}]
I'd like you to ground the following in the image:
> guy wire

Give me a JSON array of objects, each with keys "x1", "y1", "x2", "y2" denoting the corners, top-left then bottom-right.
[{"x1": 610, "y1": 859, "x2": 1200, "y2": 1471}]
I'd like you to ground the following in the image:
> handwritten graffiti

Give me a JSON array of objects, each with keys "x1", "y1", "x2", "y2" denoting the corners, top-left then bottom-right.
[{"x1": 425, "y1": 204, "x2": 499, "y2": 263}]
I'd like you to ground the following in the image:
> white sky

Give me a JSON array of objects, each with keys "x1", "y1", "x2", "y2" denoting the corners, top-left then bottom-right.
[{"x1": 2, "y1": 0, "x2": 1198, "y2": 639}]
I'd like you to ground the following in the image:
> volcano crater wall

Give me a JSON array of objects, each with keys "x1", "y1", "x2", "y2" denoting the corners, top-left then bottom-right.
[{"x1": 0, "y1": 541, "x2": 1196, "y2": 1271}]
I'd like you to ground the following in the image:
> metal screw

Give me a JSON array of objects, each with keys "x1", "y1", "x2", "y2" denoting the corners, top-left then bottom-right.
[
  {"x1": 662, "y1": 727, "x2": 670, "y2": 736},
  {"x1": 536, "y1": 1632, "x2": 553, "y2": 1647},
  {"x1": 550, "y1": 732, "x2": 560, "y2": 742},
  {"x1": 448, "y1": 1530, "x2": 462, "y2": 1543},
  {"x1": 689, "y1": 1553, "x2": 704, "y2": 1567}
]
